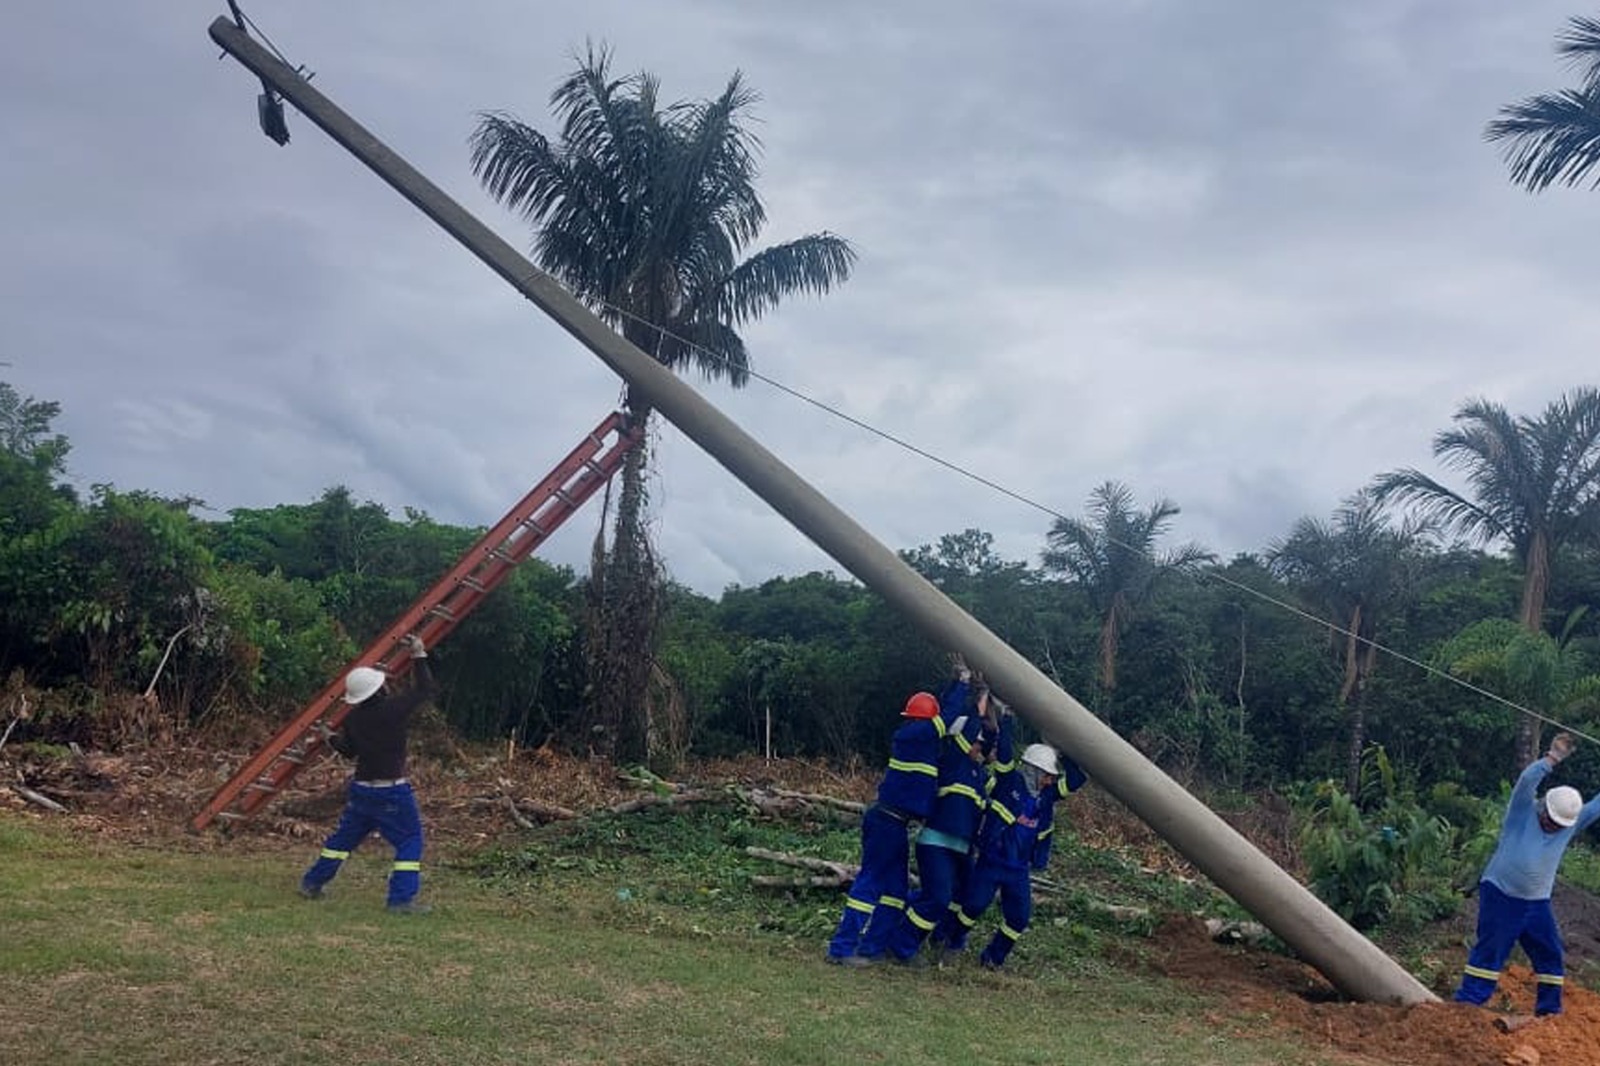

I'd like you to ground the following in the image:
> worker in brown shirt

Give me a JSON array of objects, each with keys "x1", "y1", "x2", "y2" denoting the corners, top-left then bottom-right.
[{"x1": 299, "y1": 634, "x2": 437, "y2": 913}]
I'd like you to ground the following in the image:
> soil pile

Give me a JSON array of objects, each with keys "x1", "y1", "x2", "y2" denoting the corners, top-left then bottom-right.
[{"x1": 1151, "y1": 914, "x2": 1600, "y2": 1066}]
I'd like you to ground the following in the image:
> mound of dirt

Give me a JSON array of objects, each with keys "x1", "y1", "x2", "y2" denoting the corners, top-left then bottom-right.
[
  {"x1": 9, "y1": 738, "x2": 1600, "y2": 1066},
  {"x1": 1145, "y1": 914, "x2": 1600, "y2": 1066}
]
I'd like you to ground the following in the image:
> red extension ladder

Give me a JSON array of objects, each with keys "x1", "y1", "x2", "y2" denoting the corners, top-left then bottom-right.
[{"x1": 191, "y1": 410, "x2": 640, "y2": 831}]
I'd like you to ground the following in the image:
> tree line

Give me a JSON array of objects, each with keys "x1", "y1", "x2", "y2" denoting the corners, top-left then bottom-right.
[{"x1": 3, "y1": 379, "x2": 1598, "y2": 809}]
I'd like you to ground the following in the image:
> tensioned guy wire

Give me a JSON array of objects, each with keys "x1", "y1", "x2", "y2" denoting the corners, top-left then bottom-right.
[{"x1": 595, "y1": 299, "x2": 1600, "y2": 747}]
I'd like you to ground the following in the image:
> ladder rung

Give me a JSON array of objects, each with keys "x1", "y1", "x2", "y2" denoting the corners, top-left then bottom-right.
[
  {"x1": 278, "y1": 753, "x2": 306, "y2": 766},
  {"x1": 460, "y1": 575, "x2": 488, "y2": 593},
  {"x1": 215, "y1": 810, "x2": 244, "y2": 822},
  {"x1": 518, "y1": 515, "x2": 548, "y2": 535},
  {"x1": 553, "y1": 487, "x2": 579, "y2": 508},
  {"x1": 246, "y1": 782, "x2": 278, "y2": 794},
  {"x1": 582, "y1": 458, "x2": 606, "y2": 479},
  {"x1": 488, "y1": 546, "x2": 516, "y2": 564},
  {"x1": 428, "y1": 604, "x2": 456, "y2": 621}
]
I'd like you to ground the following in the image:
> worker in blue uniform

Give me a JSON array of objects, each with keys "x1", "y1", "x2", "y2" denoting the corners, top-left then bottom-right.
[
  {"x1": 936, "y1": 739, "x2": 1086, "y2": 969},
  {"x1": 300, "y1": 634, "x2": 437, "y2": 914},
  {"x1": 885, "y1": 694, "x2": 1009, "y2": 965},
  {"x1": 1454, "y1": 732, "x2": 1600, "y2": 1016},
  {"x1": 827, "y1": 666, "x2": 969, "y2": 965}
]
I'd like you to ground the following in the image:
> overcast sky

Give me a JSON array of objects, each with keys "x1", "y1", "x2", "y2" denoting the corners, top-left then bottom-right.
[{"x1": 5, "y1": 2, "x2": 1598, "y2": 596}]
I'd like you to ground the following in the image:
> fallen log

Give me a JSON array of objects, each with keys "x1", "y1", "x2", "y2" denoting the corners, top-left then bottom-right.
[
  {"x1": 13, "y1": 784, "x2": 67, "y2": 813},
  {"x1": 744, "y1": 846, "x2": 858, "y2": 879},
  {"x1": 606, "y1": 790, "x2": 726, "y2": 815},
  {"x1": 752, "y1": 874, "x2": 850, "y2": 889},
  {"x1": 503, "y1": 795, "x2": 535, "y2": 830},
  {"x1": 764, "y1": 788, "x2": 865, "y2": 814}
]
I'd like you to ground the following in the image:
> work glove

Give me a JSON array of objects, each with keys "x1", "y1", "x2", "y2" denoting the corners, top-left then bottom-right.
[
  {"x1": 405, "y1": 634, "x2": 427, "y2": 659},
  {"x1": 1547, "y1": 732, "x2": 1577, "y2": 764},
  {"x1": 949, "y1": 652, "x2": 971, "y2": 684}
]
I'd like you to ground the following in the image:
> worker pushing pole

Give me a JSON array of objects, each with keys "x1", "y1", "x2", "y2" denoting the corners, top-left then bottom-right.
[{"x1": 206, "y1": 15, "x2": 1435, "y2": 1006}]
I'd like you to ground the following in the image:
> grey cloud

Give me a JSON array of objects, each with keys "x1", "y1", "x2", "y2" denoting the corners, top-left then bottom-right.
[{"x1": 5, "y1": 1, "x2": 1600, "y2": 594}]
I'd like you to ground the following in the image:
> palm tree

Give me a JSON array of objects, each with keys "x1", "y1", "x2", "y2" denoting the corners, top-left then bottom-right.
[
  {"x1": 1268, "y1": 491, "x2": 1432, "y2": 794},
  {"x1": 1486, "y1": 17, "x2": 1600, "y2": 192},
  {"x1": 1042, "y1": 481, "x2": 1212, "y2": 698},
  {"x1": 469, "y1": 47, "x2": 855, "y2": 763},
  {"x1": 1439, "y1": 614, "x2": 1600, "y2": 753},
  {"x1": 1371, "y1": 389, "x2": 1600, "y2": 764}
]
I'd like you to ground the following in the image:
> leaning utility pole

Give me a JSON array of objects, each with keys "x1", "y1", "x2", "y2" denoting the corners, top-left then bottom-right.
[{"x1": 207, "y1": 16, "x2": 1434, "y2": 1006}]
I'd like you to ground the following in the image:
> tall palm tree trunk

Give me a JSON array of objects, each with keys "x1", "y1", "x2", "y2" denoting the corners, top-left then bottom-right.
[
  {"x1": 1098, "y1": 593, "x2": 1126, "y2": 694},
  {"x1": 1338, "y1": 605, "x2": 1364, "y2": 796},
  {"x1": 1514, "y1": 530, "x2": 1552, "y2": 766},
  {"x1": 1346, "y1": 639, "x2": 1379, "y2": 798},
  {"x1": 586, "y1": 398, "x2": 660, "y2": 766}
]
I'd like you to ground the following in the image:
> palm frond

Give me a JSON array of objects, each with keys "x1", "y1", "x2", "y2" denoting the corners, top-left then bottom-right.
[
  {"x1": 1486, "y1": 87, "x2": 1600, "y2": 191},
  {"x1": 1556, "y1": 16, "x2": 1600, "y2": 89},
  {"x1": 677, "y1": 318, "x2": 749, "y2": 385},
  {"x1": 715, "y1": 235, "x2": 857, "y2": 327},
  {"x1": 1368, "y1": 469, "x2": 1503, "y2": 545}
]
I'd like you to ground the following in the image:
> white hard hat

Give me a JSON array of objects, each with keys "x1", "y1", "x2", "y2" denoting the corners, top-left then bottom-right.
[
  {"x1": 343, "y1": 666, "x2": 386, "y2": 705},
  {"x1": 1021, "y1": 743, "x2": 1062, "y2": 777},
  {"x1": 1546, "y1": 786, "x2": 1583, "y2": 828}
]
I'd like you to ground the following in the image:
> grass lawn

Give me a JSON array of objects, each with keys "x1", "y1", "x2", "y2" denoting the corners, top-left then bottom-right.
[{"x1": 0, "y1": 813, "x2": 1357, "y2": 1066}]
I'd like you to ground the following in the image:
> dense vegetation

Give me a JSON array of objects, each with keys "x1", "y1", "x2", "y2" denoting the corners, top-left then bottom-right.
[{"x1": 4, "y1": 380, "x2": 1599, "y2": 784}]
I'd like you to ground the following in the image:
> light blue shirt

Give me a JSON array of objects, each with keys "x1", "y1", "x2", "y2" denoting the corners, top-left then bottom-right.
[
  {"x1": 1482, "y1": 758, "x2": 1600, "y2": 900},
  {"x1": 916, "y1": 825, "x2": 970, "y2": 852}
]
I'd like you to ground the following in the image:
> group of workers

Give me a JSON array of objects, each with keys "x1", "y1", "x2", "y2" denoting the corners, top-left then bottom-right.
[
  {"x1": 292, "y1": 637, "x2": 1600, "y2": 1016},
  {"x1": 825, "y1": 661, "x2": 1086, "y2": 971}
]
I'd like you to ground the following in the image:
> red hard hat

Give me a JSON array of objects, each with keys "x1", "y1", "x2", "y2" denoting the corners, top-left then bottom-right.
[{"x1": 902, "y1": 692, "x2": 939, "y2": 719}]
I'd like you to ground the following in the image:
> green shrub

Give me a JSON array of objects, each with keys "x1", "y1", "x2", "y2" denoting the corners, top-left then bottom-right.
[{"x1": 1296, "y1": 747, "x2": 1460, "y2": 931}]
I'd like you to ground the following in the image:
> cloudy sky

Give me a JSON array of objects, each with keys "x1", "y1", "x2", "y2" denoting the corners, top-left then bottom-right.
[{"x1": 5, "y1": 2, "x2": 1598, "y2": 596}]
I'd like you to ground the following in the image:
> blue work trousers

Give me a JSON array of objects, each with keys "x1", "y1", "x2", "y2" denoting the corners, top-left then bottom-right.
[
  {"x1": 936, "y1": 858, "x2": 1033, "y2": 968},
  {"x1": 828, "y1": 805, "x2": 911, "y2": 959},
  {"x1": 1454, "y1": 879, "x2": 1566, "y2": 1015},
  {"x1": 888, "y1": 841, "x2": 970, "y2": 960},
  {"x1": 302, "y1": 781, "x2": 425, "y2": 906}
]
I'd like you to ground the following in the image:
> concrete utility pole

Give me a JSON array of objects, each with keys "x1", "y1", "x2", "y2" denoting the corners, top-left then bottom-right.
[{"x1": 208, "y1": 17, "x2": 1435, "y2": 1005}]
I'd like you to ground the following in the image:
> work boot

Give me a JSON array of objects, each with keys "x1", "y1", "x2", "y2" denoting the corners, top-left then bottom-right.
[
  {"x1": 838, "y1": 953, "x2": 878, "y2": 968},
  {"x1": 298, "y1": 882, "x2": 324, "y2": 900},
  {"x1": 387, "y1": 900, "x2": 432, "y2": 915},
  {"x1": 893, "y1": 950, "x2": 930, "y2": 970}
]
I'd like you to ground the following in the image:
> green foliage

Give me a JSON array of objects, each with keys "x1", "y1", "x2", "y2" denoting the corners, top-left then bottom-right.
[
  {"x1": 7, "y1": 370, "x2": 1600, "y2": 839},
  {"x1": 208, "y1": 565, "x2": 354, "y2": 708},
  {"x1": 1295, "y1": 748, "x2": 1460, "y2": 931},
  {"x1": 1041, "y1": 480, "x2": 1213, "y2": 696},
  {"x1": 0, "y1": 381, "x2": 70, "y2": 476}
]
